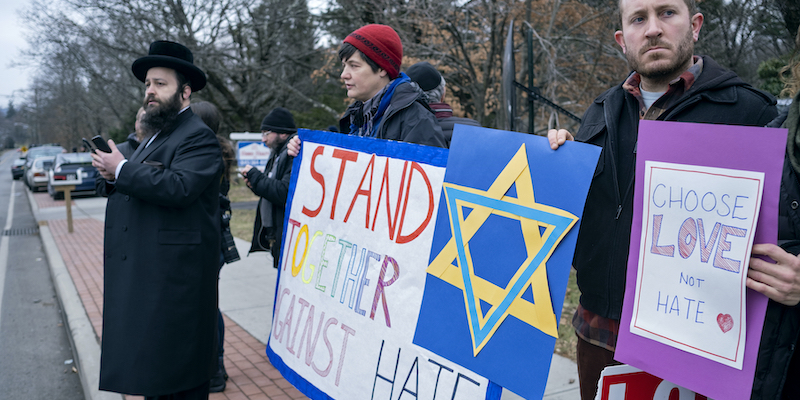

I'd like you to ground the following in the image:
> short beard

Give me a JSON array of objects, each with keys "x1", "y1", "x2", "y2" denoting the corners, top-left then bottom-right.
[
  {"x1": 142, "y1": 88, "x2": 183, "y2": 131},
  {"x1": 627, "y1": 28, "x2": 694, "y2": 85}
]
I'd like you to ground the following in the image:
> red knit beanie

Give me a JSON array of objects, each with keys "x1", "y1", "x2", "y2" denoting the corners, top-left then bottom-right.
[{"x1": 343, "y1": 24, "x2": 403, "y2": 79}]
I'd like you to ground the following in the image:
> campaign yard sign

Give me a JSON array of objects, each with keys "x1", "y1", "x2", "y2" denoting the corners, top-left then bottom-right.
[
  {"x1": 414, "y1": 126, "x2": 601, "y2": 400},
  {"x1": 616, "y1": 120, "x2": 787, "y2": 400},
  {"x1": 266, "y1": 129, "x2": 501, "y2": 400}
]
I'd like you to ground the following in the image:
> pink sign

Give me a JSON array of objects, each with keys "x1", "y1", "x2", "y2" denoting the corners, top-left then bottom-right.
[{"x1": 615, "y1": 120, "x2": 787, "y2": 399}]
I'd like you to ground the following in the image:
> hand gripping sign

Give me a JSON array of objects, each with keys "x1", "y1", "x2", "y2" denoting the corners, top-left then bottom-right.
[
  {"x1": 616, "y1": 120, "x2": 787, "y2": 400},
  {"x1": 266, "y1": 130, "x2": 500, "y2": 400}
]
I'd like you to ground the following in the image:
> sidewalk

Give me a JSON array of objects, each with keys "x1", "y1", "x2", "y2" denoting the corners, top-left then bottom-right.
[{"x1": 30, "y1": 190, "x2": 580, "y2": 400}]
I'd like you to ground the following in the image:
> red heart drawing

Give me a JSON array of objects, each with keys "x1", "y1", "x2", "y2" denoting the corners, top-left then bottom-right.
[{"x1": 717, "y1": 313, "x2": 734, "y2": 333}]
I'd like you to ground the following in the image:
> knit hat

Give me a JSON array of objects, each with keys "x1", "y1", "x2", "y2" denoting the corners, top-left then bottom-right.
[
  {"x1": 406, "y1": 62, "x2": 442, "y2": 91},
  {"x1": 260, "y1": 107, "x2": 297, "y2": 134},
  {"x1": 343, "y1": 24, "x2": 403, "y2": 79}
]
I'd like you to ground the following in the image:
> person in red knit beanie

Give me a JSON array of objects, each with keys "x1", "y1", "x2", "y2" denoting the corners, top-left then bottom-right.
[{"x1": 288, "y1": 24, "x2": 445, "y2": 155}]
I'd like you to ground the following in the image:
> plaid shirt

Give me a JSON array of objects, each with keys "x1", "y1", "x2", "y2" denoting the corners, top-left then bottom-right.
[{"x1": 573, "y1": 56, "x2": 704, "y2": 352}]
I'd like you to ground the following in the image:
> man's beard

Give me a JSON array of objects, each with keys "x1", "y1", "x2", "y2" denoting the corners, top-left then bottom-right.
[
  {"x1": 627, "y1": 28, "x2": 694, "y2": 84},
  {"x1": 142, "y1": 89, "x2": 183, "y2": 131},
  {"x1": 270, "y1": 135, "x2": 289, "y2": 152}
]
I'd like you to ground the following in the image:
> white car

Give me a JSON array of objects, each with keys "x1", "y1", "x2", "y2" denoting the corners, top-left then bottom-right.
[{"x1": 25, "y1": 156, "x2": 55, "y2": 192}]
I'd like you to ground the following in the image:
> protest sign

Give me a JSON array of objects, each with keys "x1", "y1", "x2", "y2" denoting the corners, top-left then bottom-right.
[
  {"x1": 266, "y1": 130, "x2": 501, "y2": 400},
  {"x1": 631, "y1": 161, "x2": 763, "y2": 369},
  {"x1": 414, "y1": 126, "x2": 601, "y2": 400},
  {"x1": 595, "y1": 364, "x2": 708, "y2": 400},
  {"x1": 616, "y1": 120, "x2": 787, "y2": 399}
]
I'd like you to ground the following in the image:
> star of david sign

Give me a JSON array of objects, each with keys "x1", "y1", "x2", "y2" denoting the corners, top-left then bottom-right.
[{"x1": 426, "y1": 144, "x2": 578, "y2": 356}]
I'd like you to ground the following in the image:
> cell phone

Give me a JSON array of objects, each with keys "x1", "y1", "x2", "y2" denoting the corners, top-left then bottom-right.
[
  {"x1": 81, "y1": 138, "x2": 95, "y2": 152},
  {"x1": 91, "y1": 135, "x2": 112, "y2": 153}
]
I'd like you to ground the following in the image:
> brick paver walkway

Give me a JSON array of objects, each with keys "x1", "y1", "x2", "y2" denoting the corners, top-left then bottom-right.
[{"x1": 43, "y1": 193, "x2": 306, "y2": 400}]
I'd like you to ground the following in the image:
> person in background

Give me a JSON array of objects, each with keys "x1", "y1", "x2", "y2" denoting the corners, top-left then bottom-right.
[
  {"x1": 241, "y1": 107, "x2": 297, "y2": 269},
  {"x1": 287, "y1": 24, "x2": 446, "y2": 157},
  {"x1": 546, "y1": 0, "x2": 778, "y2": 397},
  {"x1": 119, "y1": 107, "x2": 150, "y2": 158},
  {"x1": 749, "y1": 26, "x2": 800, "y2": 399},
  {"x1": 95, "y1": 107, "x2": 150, "y2": 197},
  {"x1": 190, "y1": 101, "x2": 239, "y2": 393},
  {"x1": 406, "y1": 61, "x2": 480, "y2": 146}
]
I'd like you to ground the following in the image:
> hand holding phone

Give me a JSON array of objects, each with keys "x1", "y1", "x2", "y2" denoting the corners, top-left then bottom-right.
[{"x1": 91, "y1": 135, "x2": 112, "y2": 153}]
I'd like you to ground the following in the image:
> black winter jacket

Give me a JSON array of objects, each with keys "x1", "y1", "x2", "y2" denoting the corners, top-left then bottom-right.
[
  {"x1": 339, "y1": 80, "x2": 447, "y2": 148},
  {"x1": 246, "y1": 137, "x2": 294, "y2": 268},
  {"x1": 751, "y1": 109, "x2": 800, "y2": 399},
  {"x1": 573, "y1": 56, "x2": 778, "y2": 320}
]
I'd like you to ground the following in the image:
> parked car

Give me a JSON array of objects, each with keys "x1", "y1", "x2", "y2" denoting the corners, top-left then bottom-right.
[
  {"x1": 25, "y1": 156, "x2": 55, "y2": 192},
  {"x1": 11, "y1": 158, "x2": 25, "y2": 180},
  {"x1": 47, "y1": 153, "x2": 99, "y2": 200},
  {"x1": 23, "y1": 145, "x2": 64, "y2": 180}
]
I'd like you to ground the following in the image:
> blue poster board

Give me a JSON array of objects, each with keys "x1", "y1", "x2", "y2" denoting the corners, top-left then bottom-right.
[{"x1": 413, "y1": 125, "x2": 600, "y2": 400}]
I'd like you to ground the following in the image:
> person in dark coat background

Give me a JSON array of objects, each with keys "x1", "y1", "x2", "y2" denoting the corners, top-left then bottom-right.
[
  {"x1": 750, "y1": 26, "x2": 800, "y2": 400},
  {"x1": 91, "y1": 40, "x2": 223, "y2": 399},
  {"x1": 406, "y1": 61, "x2": 480, "y2": 147},
  {"x1": 190, "y1": 101, "x2": 239, "y2": 393},
  {"x1": 95, "y1": 107, "x2": 150, "y2": 197},
  {"x1": 241, "y1": 107, "x2": 296, "y2": 269}
]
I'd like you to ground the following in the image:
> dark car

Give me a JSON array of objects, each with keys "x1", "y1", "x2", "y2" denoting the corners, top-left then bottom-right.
[
  {"x1": 11, "y1": 157, "x2": 25, "y2": 179},
  {"x1": 47, "y1": 152, "x2": 99, "y2": 200}
]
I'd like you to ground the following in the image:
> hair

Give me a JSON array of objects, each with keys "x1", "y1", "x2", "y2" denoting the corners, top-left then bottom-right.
[
  {"x1": 191, "y1": 101, "x2": 236, "y2": 181},
  {"x1": 780, "y1": 27, "x2": 800, "y2": 99},
  {"x1": 175, "y1": 70, "x2": 192, "y2": 96},
  {"x1": 423, "y1": 76, "x2": 447, "y2": 104},
  {"x1": 136, "y1": 107, "x2": 146, "y2": 120},
  {"x1": 618, "y1": 0, "x2": 698, "y2": 24},
  {"x1": 338, "y1": 42, "x2": 381, "y2": 73},
  {"x1": 191, "y1": 101, "x2": 221, "y2": 133}
]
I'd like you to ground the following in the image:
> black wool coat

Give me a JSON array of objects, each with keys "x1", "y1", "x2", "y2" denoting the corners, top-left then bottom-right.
[{"x1": 98, "y1": 109, "x2": 223, "y2": 396}]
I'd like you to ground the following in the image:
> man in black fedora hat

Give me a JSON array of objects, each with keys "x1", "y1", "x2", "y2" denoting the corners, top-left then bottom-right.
[
  {"x1": 92, "y1": 40, "x2": 223, "y2": 399},
  {"x1": 240, "y1": 107, "x2": 297, "y2": 269}
]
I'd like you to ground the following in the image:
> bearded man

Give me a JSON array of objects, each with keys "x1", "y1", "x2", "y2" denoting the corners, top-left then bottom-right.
[
  {"x1": 240, "y1": 107, "x2": 297, "y2": 269},
  {"x1": 91, "y1": 40, "x2": 223, "y2": 400},
  {"x1": 546, "y1": 0, "x2": 778, "y2": 398}
]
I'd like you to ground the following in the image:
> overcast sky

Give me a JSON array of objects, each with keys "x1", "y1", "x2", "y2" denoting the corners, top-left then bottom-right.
[
  {"x1": 0, "y1": 0, "x2": 333, "y2": 108},
  {"x1": 0, "y1": 0, "x2": 32, "y2": 106}
]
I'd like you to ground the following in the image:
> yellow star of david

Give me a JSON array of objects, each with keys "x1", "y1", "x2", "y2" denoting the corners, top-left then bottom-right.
[{"x1": 426, "y1": 144, "x2": 578, "y2": 356}]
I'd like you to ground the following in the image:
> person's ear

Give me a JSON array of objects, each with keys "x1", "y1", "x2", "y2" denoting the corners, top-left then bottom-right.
[
  {"x1": 614, "y1": 30, "x2": 626, "y2": 53},
  {"x1": 690, "y1": 13, "x2": 704, "y2": 42},
  {"x1": 181, "y1": 85, "x2": 192, "y2": 100}
]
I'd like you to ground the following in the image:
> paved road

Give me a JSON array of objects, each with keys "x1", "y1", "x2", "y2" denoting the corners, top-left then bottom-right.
[{"x1": 0, "y1": 151, "x2": 84, "y2": 399}]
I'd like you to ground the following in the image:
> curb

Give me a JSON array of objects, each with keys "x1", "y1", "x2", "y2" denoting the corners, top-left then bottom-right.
[{"x1": 30, "y1": 189, "x2": 122, "y2": 400}]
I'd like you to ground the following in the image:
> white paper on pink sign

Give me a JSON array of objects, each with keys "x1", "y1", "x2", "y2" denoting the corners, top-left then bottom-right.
[{"x1": 630, "y1": 161, "x2": 764, "y2": 370}]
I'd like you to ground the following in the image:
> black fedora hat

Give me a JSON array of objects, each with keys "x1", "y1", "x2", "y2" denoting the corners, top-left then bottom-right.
[{"x1": 131, "y1": 41, "x2": 207, "y2": 91}]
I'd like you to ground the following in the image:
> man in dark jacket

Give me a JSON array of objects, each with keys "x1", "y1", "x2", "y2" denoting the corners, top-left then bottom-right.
[
  {"x1": 406, "y1": 61, "x2": 480, "y2": 147},
  {"x1": 241, "y1": 107, "x2": 296, "y2": 269},
  {"x1": 749, "y1": 27, "x2": 800, "y2": 400},
  {"x1": 92, "y1": 41, "x2": 222, "y2": 399},
  {"x1": 547, "y1": 0, "x2": 778, "y2": 398}
]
